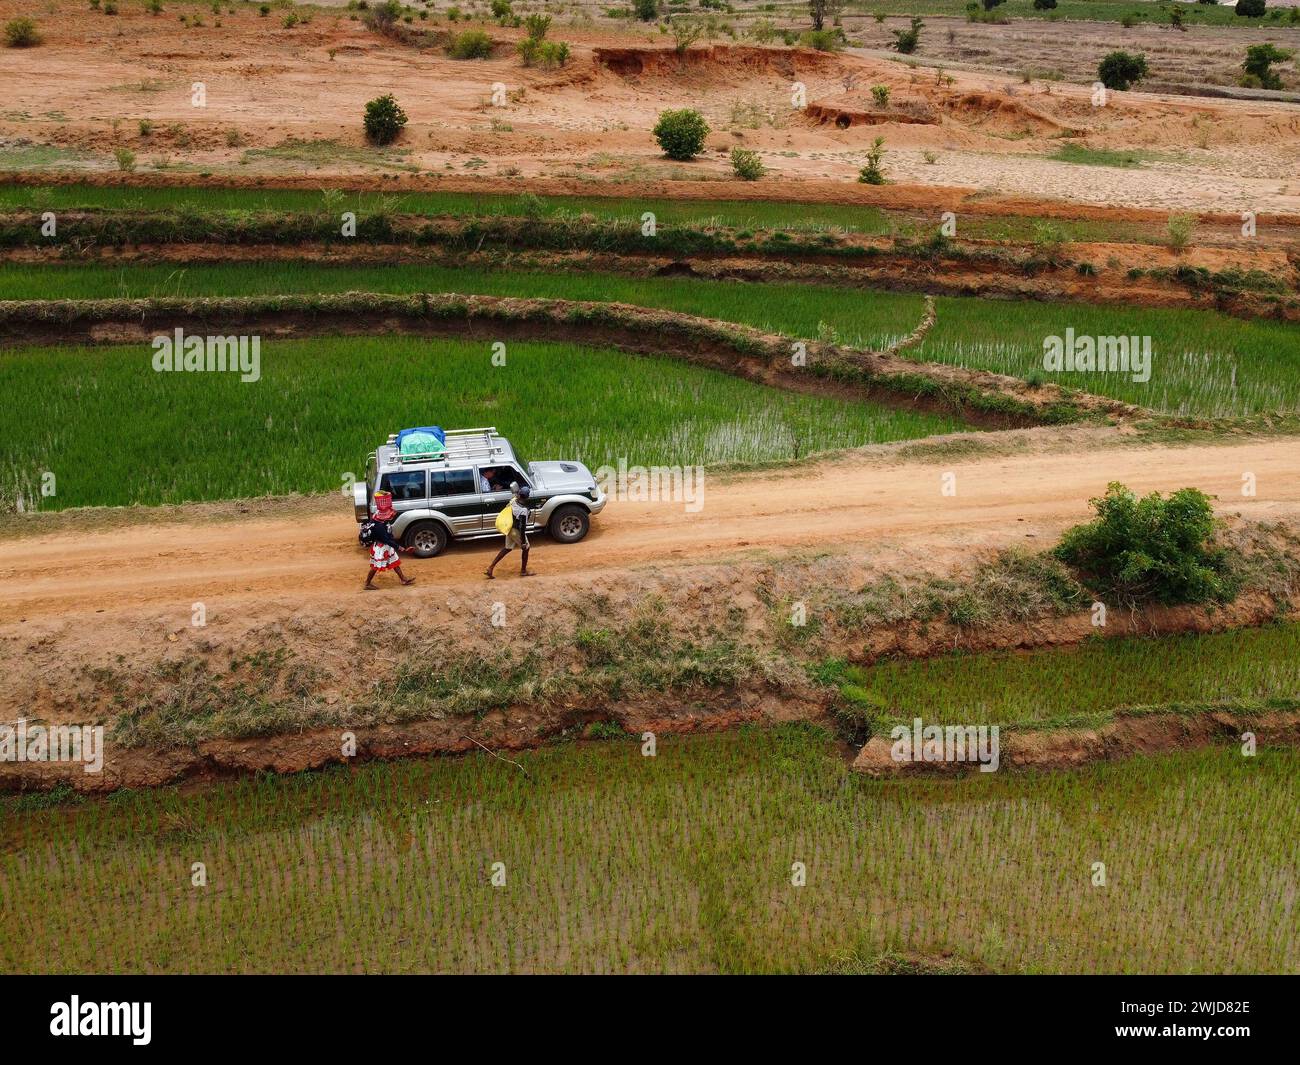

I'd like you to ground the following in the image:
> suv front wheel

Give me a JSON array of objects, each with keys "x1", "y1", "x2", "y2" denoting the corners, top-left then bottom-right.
[
  {"x1": 404, "y1": 521, "x2": 449, "y2": 558},
  {"x1": 548, "y1": 504, "x2": 590, "y2": 544}
]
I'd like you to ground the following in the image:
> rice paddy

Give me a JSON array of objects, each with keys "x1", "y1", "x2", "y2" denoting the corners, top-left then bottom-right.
[
  {"x1": 0, "y1": 184, "x2": 1154, "y2": 243},
  {"x1": 4, "y1": 262, "x2": 1295, "y2": 418},
  {"x1": 1, "y1": 726, "x2": 1295, "y2": 974},
  {"x1": 0, "y1": 335, "x2": 965, "y2": 510},
  {"x1": 843, "y1": 621, "x2": 1300, "y2": 729}
]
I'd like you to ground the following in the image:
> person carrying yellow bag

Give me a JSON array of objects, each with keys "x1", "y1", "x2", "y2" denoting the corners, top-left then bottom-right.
[{"x1": 486, "y1": 485, "x2": 536, "y2": 579}]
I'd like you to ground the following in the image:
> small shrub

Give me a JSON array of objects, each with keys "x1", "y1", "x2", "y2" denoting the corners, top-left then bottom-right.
[
  {"x1": 363, "y1": 93, "x2": 407, "y2": 145},
  {"x1": 537, "y1": 40, "x2": 570, "y2": 67},
  {"x1": 653, "y1": 108, "x2": 709, "y2": 160},
  {"x1": 364, "y1": 0, "x2": 401, "y2": 31},
  {"x1": 1032, "y1": 0, "x2": 1056, "y2": 8},
  {"x1": 113, "y1": 147, "x2": 136, "y2": 172},
  {"x1": 633, "y1": 0, "x2": 658, "y2": 20},
  {"x1": 1097, "y1": 51, "x2": 1149, "y2": 91},
  {"x1": 870, "y1": 84, "x2": 890, "y2": 108},
  {"x1": 1241, "y1": 43, "x2": 1293, "y2": 90},
  {"x1": 146, "y1": 0, "x2": 163, "y2": 13},
  {"x1": 798, "y1": 28, "x2": 842, "y2": 51},
  {"x1": 448, "y1": 29, "x2": 493, "y2": 59},
  {"x1": 1166, "y1": 212, "x2": 1196, "y2": 251},
  {"x1": 857, "y1": 136, "x2": 886, "y2": 184},
  {"x1": 891, "y1": 16, "x2": 922, "y2": 55},
  {"x1": 523, "y1": 12, "x2": 550, "y2": 38},
  {"x1": 730, "y1": 147, "x2": 764, "y2": 180},
  {"x1": 490, "y1": 0, "x2": 512, "y2": 19},
  {"x1": 1054, "y1": 483, "x2": 1241, "y2": 607},
  {"x1": 5, "y1": 17, "x2": 41, "y2": 47},
  {"x1": 1235, "y1": 0, "x2": 1265, "y2": 16}
]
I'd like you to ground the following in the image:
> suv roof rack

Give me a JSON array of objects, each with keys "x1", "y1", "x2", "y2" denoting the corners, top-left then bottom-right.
[{"x1": 388, "y1": 426, "x2": 510, "y2": 465}]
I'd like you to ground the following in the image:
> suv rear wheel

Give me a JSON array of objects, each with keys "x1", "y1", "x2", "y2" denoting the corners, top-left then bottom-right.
[
  {"x1": 404, "y1": 521, "x2": 448, "y2": 558},
  {"x1": 548, "y1": 504, "x2": 590, "y2": 544}
]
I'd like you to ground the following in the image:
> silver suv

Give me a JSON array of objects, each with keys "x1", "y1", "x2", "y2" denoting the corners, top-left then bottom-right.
[{"x1": 352, "y1": 426, "x2": 607, "y2": 557}]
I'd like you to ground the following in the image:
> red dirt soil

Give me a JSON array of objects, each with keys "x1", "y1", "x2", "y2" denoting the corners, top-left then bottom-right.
[{"x1": 1, "y1": 3, "x2": 1298, "y2": 217}]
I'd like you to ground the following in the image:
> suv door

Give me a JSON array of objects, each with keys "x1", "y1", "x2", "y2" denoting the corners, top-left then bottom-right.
[
  {"x1": 477, "y1": 464, "x2": 532, "y2": 531},
  {"x1": 430, "y1": 468, "x2": 482, "y2": 535},
  {"x1": 378, "y1": 469, "x2": 428, "y2": 516}
]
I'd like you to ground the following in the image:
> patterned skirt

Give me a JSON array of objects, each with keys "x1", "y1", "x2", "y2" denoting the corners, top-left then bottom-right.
[{"x1": 369, "y1": 543, "x2": 402, "y2": 570}]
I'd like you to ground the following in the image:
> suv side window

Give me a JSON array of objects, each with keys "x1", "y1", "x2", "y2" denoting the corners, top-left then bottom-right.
[
  {"x1": 481, "y1": 465, "x2": 529, "y2": 492},
  {"x1": 379, "y1": 470, "x2": 427, "y2": 502},
  {"x1": 431, "y1": 469, "x2": 477, "y2": 497}
]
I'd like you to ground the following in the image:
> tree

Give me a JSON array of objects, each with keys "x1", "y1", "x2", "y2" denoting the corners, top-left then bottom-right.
[
  {"x1": 857, "y1": 137, "x2": 886, "y2": 184},
  {"x1": 364, "y1": 94, "x2": 408, "y2": 145},
  {"x1": 891, "y1": 16, "x2": 922, "y2": 55},
  {"x1": 653, "y1": 108, "x2": 709, "y2": 160},
  {"x1": 1097, "y1": 51, "x2": 1149, "y2": 91},
  {"x1": 1241, "y1": 42, "x2": 1293, "y2": 89},
  {"x1": 807, "y1": 0, "x2": 842, "y2": 31},
  {"x1": 1235, "y1": 0, "x2": 1265, "y2": 16},
  {"x1": 633, "y1": 0, "x2": 658, "y2": 21}
]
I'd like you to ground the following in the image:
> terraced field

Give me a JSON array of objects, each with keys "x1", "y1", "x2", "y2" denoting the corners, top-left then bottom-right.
[
  {"x1": 4, "y1": 262, "x2": 1298, "y2": 417},
  {"x1": 3, "y1": 727, "x2": 1295, "y2": 974},
  {"x1": 0, "y1": 334, "x2": 965, "y2": 509}
]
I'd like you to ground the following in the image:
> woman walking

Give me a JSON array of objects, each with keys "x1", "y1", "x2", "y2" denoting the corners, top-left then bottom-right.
[
  {"x1": 362, "y1": 490, "x2": 416, "y2": 590},
  {"x1": 486, "y1": 485, "x2": 536, "y2": 579}
]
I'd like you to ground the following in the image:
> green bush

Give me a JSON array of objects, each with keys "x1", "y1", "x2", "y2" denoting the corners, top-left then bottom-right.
[
  {"x1": 1032, "y1": 0, "x2": 1056, "y2": 9},
  {"x1": 523, "y1": 12, "x2": 550, "y2": 38},
  {"x1": 519, "y1": 37, "x2": 569, "y2": 67},
  {"x1": 1241, "y1": 43, "x2": 1293, "y2": 89},
  {"x1": 1236, "y1": 0, "x2": 1265, "y2": 16},
  {"x1": 448, "y1": 29, "x2": 493, "y2": 59},
  {"x1": 730, "y1": 147, "x2": 764, "y2": 180},
  {"x1": 4, "y1": 16, "x2": 41, "y2": 46},
  {"x1": 870, "y1": 84, "x2": 890, "y2": 108},
  {"x1": 1097, "y1": 51, "x2": 1149, "y2": 91},
  {"x1": 798, "y1": 28, "x2": 843, "y2": 51},
  {"x1": 653, "y1": 108, "x2": 709, "y2": 161},
  {"x1": 1053, "y1": 483, "x2": 1240, "y2": 607},
  {"x1": 363, "y1": 93, "x2": 407, "y2": 145},
  {"x1": 857, "y1": 136, "x2": 886, "y2": 184},
  {"x1": 891, "y1": 16, "x2": 922, "y2": 55},
  {"x1": 633, "y1": 0, "x2": 658, "y2": 19}
]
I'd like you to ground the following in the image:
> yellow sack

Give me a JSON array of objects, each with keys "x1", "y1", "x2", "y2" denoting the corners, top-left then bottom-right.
[{"x1": 494, "y1": 505, "x2": 513, "y2": 536}]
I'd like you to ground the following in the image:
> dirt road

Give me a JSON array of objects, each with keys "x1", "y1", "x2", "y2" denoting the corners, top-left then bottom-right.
[{"x1": 3, "y1": 434, "x2": 1296, "y2": 626}]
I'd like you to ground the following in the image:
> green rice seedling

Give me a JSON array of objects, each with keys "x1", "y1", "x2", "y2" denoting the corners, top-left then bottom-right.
[
  {"x1": 0, "y1": 336, "x2": 965, "y2": 509},
  {"x1": 1, "y1": 262, "x2": 1292, "y2": 418},
  {"x1": 845, "y1": 622, "x2": 1300, "y2": 730},
  {"x1": 1, "y1": 728, "x2": 1296, "y2": 973}
]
